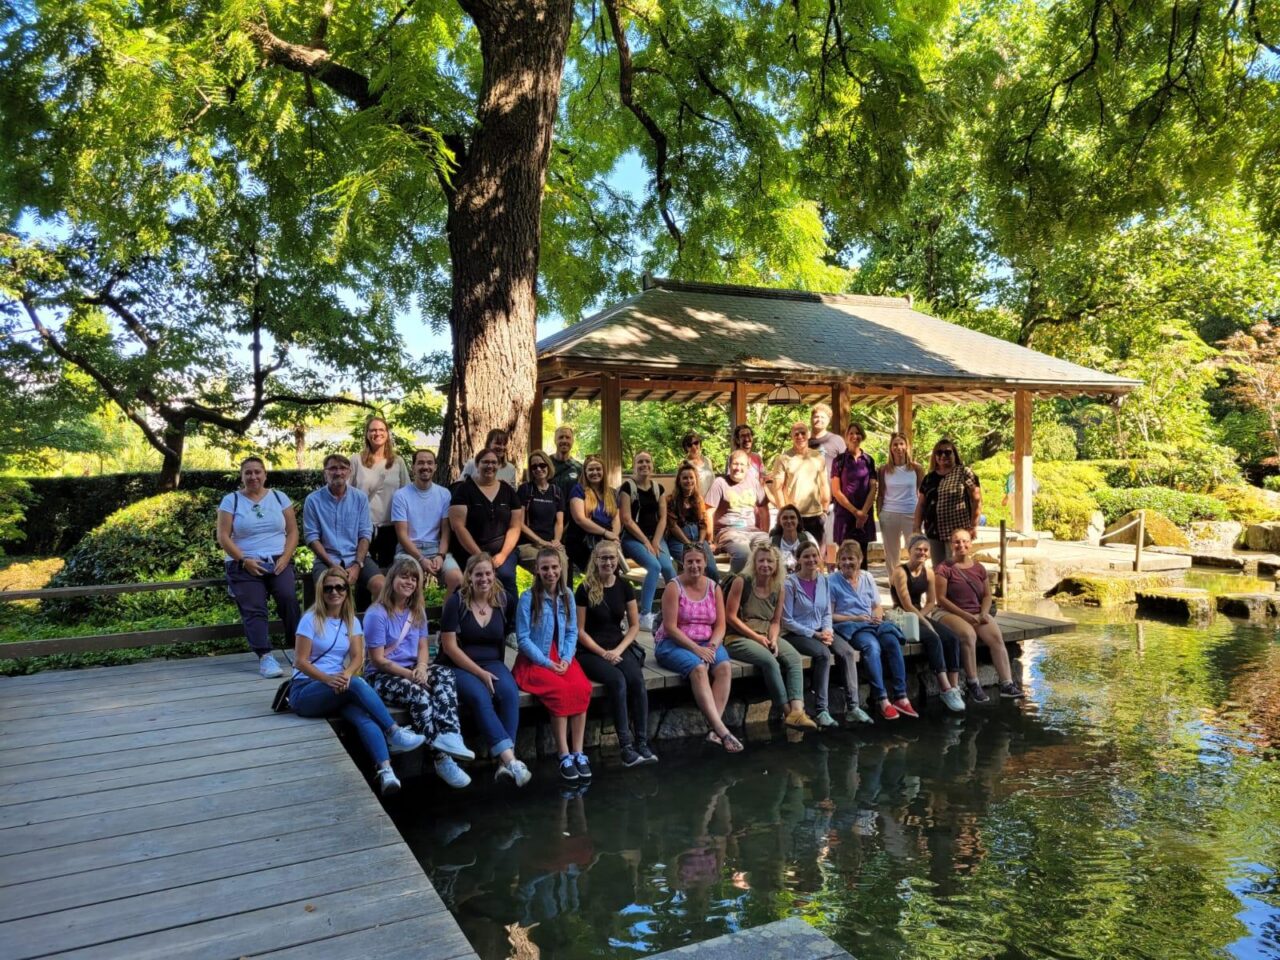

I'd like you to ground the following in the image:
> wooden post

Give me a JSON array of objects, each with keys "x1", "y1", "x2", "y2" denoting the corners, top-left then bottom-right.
[
  {"x1": 600, "y1": 372, "x2": 623, "y2": 488},
  {"x1": 896, "y1": 389, "x2": 914, "y2": 446},
  {"x1": 831, "y1": 383, "x2": 851, "y2": 437},
  {"x1": 1134, "y1": 510, "x2": 1145, "y2": 572},
  {"x1": 1012, "y1": 390, "x2": 1034, "y2": 535},
  {"x1": 529, "y1": 382, "x2": 544, "y2": 459},
  {"x1": 731, "y1": 380, "x2": 748, "y2": 442},
  {"x1": 999, "y1": 519, "x2": 1008, "y2": 599}
]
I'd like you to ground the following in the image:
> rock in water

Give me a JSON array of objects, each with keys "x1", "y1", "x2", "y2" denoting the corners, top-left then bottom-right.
[{"x1": 1103, "y1": 510, "x2": 1189, "y2": 549}]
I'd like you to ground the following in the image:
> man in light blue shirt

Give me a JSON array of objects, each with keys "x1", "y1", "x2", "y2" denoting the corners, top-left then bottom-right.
[
  {"x1": 391, "y1": 448, "x2": 462, "y2": 591},
  {"x1": 303, "y1": 454, "x2": 384, "y2": 596}
]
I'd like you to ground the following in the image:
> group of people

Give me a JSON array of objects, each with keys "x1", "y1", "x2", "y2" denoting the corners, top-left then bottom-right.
[{"x1": 215, "y1": 412, "x2": 1022, "y2": 796}]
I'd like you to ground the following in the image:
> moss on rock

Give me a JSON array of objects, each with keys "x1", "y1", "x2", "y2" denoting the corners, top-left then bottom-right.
[
  {"x1": 1048, "y1": 573, "x2": 1175, "y2": 605},
  {"x1": 1103, "y1": 510, "x2": 1189, "y2": 549}
]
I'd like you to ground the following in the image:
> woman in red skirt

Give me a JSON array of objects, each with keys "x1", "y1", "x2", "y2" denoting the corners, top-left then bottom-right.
[{"x1": 515, "y1": 547, "x2": 595, "y2": 781}]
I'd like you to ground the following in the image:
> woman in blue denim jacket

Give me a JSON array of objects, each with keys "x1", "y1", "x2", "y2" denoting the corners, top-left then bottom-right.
[
  {"x1": 781, "y1": 541, "x2": 872, "y2": 728},
  {"x1": 514, "y1": 548, "x2": 595, "y2": 781}
]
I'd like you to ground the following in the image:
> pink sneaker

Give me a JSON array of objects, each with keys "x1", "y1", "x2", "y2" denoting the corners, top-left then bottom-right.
[{"x1": 893, "y1": 698, "x2": 919, "y2": 719}]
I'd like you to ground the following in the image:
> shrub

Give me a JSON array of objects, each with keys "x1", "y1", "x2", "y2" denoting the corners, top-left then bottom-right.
[
  {"x1": 1033, "y1": 490, "x2": 1097, "y2": 540},
  {"x1": 1211, "y1": 484, "x2": 1280, "y2": 525},
  {"x1": 1264, "y1": 476, "x2": 1280, "y2": 493},
  {"x1": 1093, "y1": 487, "x2": 1229, "y2": 526},
  {"x1": 3, "y1": 469, "x2": 323, "y2": 555},
  {"x1": 0, "y1": 478, "x2": 32, "y2": 555},
  {"x1": 1092, "y1": 449, "x2": 1241, "y2": 492},
  {"x1": 43, "y1": 489, "x2": 235, "y2": 623}
]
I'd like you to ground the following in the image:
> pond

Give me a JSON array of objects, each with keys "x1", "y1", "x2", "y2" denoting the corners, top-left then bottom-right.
[{"x1": 393, "y1": 601, "x2": 1280, "y2": 960}]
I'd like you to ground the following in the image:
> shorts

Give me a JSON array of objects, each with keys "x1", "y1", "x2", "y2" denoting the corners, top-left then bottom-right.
[
  {"x1": 655, "y1": 639, "x2": 730, "y2": 678},
  {"x1": 312, "y1": 555, "x2": 382, "y2": 588},
  {"x1": 396, "y1": 542, "x2": 461, "y2": 578}
]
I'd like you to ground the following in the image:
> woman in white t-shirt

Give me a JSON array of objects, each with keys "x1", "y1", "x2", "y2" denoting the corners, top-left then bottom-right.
[
  {"x1": 216, "y1": 456, "x2": 301, "y2": 678},
  {"x1": 351, "y1": 416, "x2": 411, "y2": 567},
  {"x1": 876, "y1": 432, "x2": 923, "y2": 568},
  {"x1": 290, "y1": 566, "x2": 426, "y2": 796}
]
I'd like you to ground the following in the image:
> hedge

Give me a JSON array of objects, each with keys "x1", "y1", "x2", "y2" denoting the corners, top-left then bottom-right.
[
  {"x1": 3, "y1": 469, "x2": 323, "y2": 556},
  {"x1": 1093, "y1": 487, "x2": 1229, "y2": 526}
]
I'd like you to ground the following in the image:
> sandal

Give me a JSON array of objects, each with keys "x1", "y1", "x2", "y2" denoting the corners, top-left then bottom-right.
[
  {"x1": 705, "y1": 731, "x2": 723, "y2": 746},
  {"x1": 720, "y1": 732, "x2": 744, "y2": 753}
]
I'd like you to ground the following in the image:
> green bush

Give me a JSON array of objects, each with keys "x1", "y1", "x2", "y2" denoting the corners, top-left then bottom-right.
[
  {"x1": 43, "y1": 489, "x2": 235, "y2": 623},
  {"x1": 1093, "y1": 487, "x2": 1229, "y2": 526},
  {"x1": 2, "y1": 469, "x2": 323, "y2": 555},
  {"x1": 1264, "y1": 476, "x2": 1280, "y2": 493},
  {"x1": 1092, "y1": 449, "x2": 1241, "y2": 492},
  {"x1": 1033, "y1": 490, "x2": 1097, "y2": 540},
  {"x1": 1212, "y1": 484, "x2": 1280, "y2": 524},
  {"x1": 0, "y1": 478, "x2": 32, "y2": 555}
]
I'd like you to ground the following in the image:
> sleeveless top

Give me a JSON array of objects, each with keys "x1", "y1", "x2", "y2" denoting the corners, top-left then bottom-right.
[
  {"x1": 735, "y1": 575, "x2": 778, "y2": 635},
  {"x1": 881, "y1": 466, "x2": 918, "y2": 514},
  {"x1": 655, "y1": 578, "x2": 718, "y2": 645},
  {"x1": 891, "y1": 562, "x2": 929, "y2": 610}
]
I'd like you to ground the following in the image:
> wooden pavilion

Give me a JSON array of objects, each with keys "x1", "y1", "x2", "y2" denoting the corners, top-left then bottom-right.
[{"x1": 534, "y1": 277, "x2": 1140, "y2": 534}]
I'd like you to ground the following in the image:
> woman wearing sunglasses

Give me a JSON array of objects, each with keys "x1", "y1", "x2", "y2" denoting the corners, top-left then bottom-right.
[
  {"x1": 517, "y1": 449, "x2": 568, "y2": 574},
  {"x1": 290, "y1": 567, "x2": 426, "y2": 797},
  {"x1": 914, "y1": 438, "x2": 982, "y2": 567}
]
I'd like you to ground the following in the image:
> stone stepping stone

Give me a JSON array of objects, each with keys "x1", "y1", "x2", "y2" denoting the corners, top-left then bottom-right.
[
  {"x1": 1216, "y1": 593, "x2": 1280, "y2": 621},
  {"x1": 1135, "y1": 587, "x2": 1213, "y2": 622}
]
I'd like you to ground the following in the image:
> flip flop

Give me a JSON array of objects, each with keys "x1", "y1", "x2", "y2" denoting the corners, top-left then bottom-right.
[{"x1": 720, "y1": 732, "x2": 744, "y2": 753}]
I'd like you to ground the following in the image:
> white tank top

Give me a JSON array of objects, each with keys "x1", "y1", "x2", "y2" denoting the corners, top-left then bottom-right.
[{"x1": 881, "y1": 466, "x2": 918, "y2": 514}]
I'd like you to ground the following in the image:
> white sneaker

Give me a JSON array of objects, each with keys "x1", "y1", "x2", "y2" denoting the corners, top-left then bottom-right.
[
  {"x1": 258, "y1": 653, "x2": 283, "y2": 679},
  {"x1": 376, "y1": 767, "x2": 401, "y2": 796},
  {"x1": 941, "y1": 687, "x2": 967, "y2": 713},
  {"x1": 638, "y1": 613, "x2": 655, "y2": 632},
  {"x1": 386, "y1": 726, "x2": 426, "y2": 754},
  {"x1": 434, "y1": 755, "x2": 472, "y2": 789},
  {"x1": 497, "y1": 758, "x2": 532, "y2": 787},
  {"x1": 431, "y1": 732, "x2": 476, "y2": 760}
]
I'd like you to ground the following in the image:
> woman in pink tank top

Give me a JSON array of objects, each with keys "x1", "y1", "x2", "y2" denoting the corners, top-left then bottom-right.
[{"x1": 654, "y1": 549, "x2": 742, "y2": 752}]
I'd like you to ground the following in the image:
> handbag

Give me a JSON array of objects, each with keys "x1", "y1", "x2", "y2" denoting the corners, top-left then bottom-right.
[{"x1": 886, "y1": 608, "x2": 920, "y2": 642}]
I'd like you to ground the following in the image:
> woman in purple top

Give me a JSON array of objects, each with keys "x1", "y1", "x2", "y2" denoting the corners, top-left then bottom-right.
[
  {"x1": 830, "y1": 421, "x2": 878, "y2": 555},
  {"x1": 933, "y1": 528, "x2": 1024, "y2": 703},
  {"x1": 364, "y1": 556, "x2": 473, "y2": 789}
]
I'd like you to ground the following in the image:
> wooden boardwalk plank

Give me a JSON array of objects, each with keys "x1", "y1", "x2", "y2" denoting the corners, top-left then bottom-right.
[
  {"x1": 43, "y1": 877, "x2": 443, "y2": 960},
  {"x1": 0, "y1": 687, "x2": 273, "y2": 738},
  {"x1": 0, "y1": 810, "x2": 407, "y2": 923},
  {"x1": 0, "y1": 788, "x2": 366, "y2": 887},
  {"x1": 1, "y1": 845, "x2": 424, "y2": 958},
  {"x1": 0, "y1": 674, "x2": 270, "y2": 720},
  {"x1": 254, "y1": 913, "x2": 478, "y2": 960}
]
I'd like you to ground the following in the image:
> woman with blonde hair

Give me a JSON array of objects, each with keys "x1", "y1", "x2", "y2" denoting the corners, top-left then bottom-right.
[
  {"x1": 438, "y1": 553, "x2": 531, "y2": 786},
  {"x1": 877, "y1": 432, "x2": 923, "y2": 567},
  {"x1": 515, "y1": 548, "x2": 594, "y2": 781},
  {"x1": 575, "y1": 539, "x2": 655, "y2": 766},
  {"x1": 351, "y1": 416, "x2": 411, "y2": 566},
  {"x1": 364, "y1": 557, "x2": 474, "y2": 789},
  {"x1": 565, "y1": 453, "x2": 621, "y2": 573},
  {"x1": 289, "y1": 566, "x2": 425, "y2": 796},
  {"x1": 724, "y1": 541, "x2": 815, "y2": 730}
]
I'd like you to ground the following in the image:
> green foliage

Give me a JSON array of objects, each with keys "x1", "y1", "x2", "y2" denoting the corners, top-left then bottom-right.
[
  {"x1": 0, "y1": 635, "x2": 249, "y2": 676},
  {"x1": 1033, "y1": 491, "x2": 1098, "y2": 541},
  {"x1": 0, "y1": 478, "x2": 32, "y2": 554},
  {"x1": 1210, "y1": 485, "x2": 1280, "y2": 525},
  {"x1": 1093, "y1": 488, "x2": 1229, "y2": 527},
  {"x1": 1264, "y1": 476, "x2": 1280, "y2": 493},
  {"x1": 44, "y1": 489, "x2": 235, "y2": 622}
]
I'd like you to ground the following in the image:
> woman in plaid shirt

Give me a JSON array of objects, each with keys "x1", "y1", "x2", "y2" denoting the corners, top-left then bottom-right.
[{"x1": 913, "y1": 439, "x2": 982, "y2": 568}]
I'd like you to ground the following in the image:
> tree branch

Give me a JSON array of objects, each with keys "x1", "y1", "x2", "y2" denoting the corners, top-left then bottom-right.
[
  {"x1": 602, "y1": 0, "x2": 683, "y2": 249},
  {"x1": 84, "y1": 289, "x2": 160, "y2": 351},
  {"x1": 244, "y1": 20, "x2": 378, "y2": 110}
]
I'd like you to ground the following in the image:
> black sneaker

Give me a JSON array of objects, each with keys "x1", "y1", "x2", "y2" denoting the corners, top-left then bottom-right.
[
  {"x1": 637, "y1": 742, "x2": 659, "y2": 764},
  {"x1": 998, "y1": 681, "x2": 1026, "y2": 699},
  {"x1": 559, "y1": 754, "x2": 579, "y2": 781},
  {"x1": 573, "y1": 752, "x2": 593, "y2": 779},
  {"x1": 620, "y1": 745, "x2": 645, "y2": 768},
  {"x1": 966, "y1": 680, "x2": 990, "y2": 703}
]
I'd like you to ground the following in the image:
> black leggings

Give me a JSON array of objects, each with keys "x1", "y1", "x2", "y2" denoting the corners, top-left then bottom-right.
[{"x1": 576, "y1": 646, "x2": 650, "y2": 748}]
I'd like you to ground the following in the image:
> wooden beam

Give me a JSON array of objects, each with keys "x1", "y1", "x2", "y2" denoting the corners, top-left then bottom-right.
[
  {"x1": 831, "y1": 383, "x2": 852, "y2": 436},
  {"x1": 1012, "y1": 389, "x2": 1034, "y2": 534},
  {"x1": 600, "y1": 372, "x2": 623, "y2": 487},
  {"x1": 529, "y1": 382, "x2": 544, "y2": 459},
  {"x1": 0, "y1": 578, "x2": 225, "y2": 602},
  {"x1": 731, "y1": 381, "x2": 748, "y2": 442},
  {"x1": 897, "y1": 389, "x2": 914, "y2": 447}
]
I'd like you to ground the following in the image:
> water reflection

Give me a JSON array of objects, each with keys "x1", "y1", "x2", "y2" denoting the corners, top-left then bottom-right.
[{"x1": 395, "y1": 613, "x2": 1280, "y2": 960}]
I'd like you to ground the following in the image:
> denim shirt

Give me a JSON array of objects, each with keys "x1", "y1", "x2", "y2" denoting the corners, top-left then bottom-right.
[
  {"x1": 516, "y1": 589, "x2": 579, "y2": 667},
  {"x1": 828, "y1": 570, "x2": 880, "y2": 618},
  {"x1": 782, "y1": 573, "x2": 832, "y2": 636},
  {"x1": 303, "y1": 485, "x2": 374, "y2": 565}
]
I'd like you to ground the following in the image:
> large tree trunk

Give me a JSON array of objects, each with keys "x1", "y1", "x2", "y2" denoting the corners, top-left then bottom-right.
[
  {"x1": 157, "y1": 423, "x2": 186, "y2": 491},
  {"x1": 437, "y1": 0, "x2": 574, "y2": 481}
]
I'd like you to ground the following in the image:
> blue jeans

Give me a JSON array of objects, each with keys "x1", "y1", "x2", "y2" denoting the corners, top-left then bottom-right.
[
  {"x1": 666, "y1": 523, "x2": 720, "y2": 580},
  {"x1": 622, "y1": 534, "x2": 676, "y2": 616},
  {"x1": 836, "y1": 621, "x2": 907, "y2": 701},
  {"x1": 290, "y1": 675, "x2": 395, "y2": 764},
  {"x1": 451, "y1": 658, "x2": 520, "y2": 756}
]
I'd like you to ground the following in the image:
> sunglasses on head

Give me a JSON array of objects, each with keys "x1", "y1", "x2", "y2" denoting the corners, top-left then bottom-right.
[{"x1": 322, "y1": 583, "x2": 348, "y2": 594}]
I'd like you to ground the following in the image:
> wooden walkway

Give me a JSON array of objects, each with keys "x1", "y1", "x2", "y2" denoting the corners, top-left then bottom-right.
[{"x1": 0, "y1": 655, "x2": 479, "y2": 960}]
